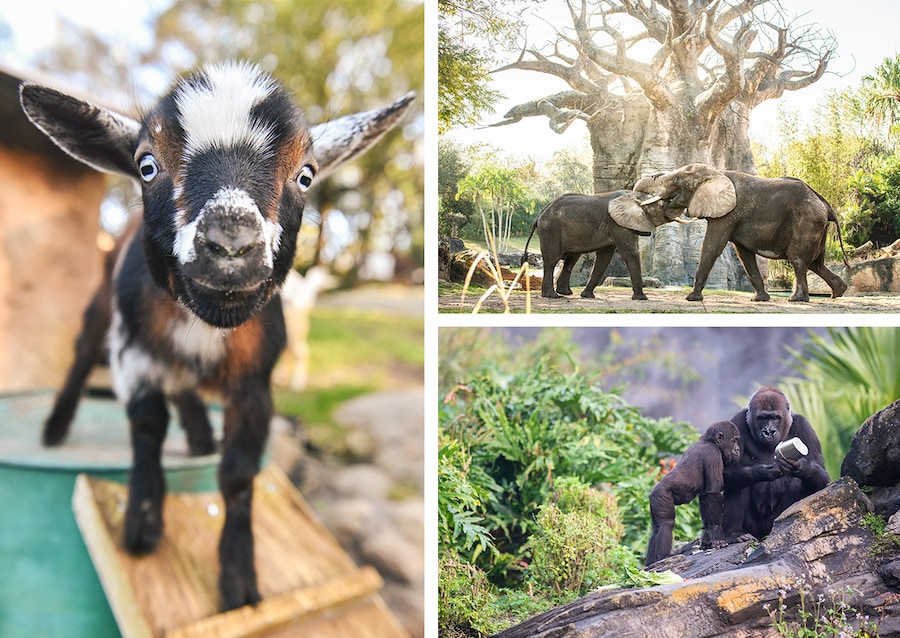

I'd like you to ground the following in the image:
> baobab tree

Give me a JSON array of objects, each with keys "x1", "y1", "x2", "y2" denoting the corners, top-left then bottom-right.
[
  {"x1": 489, "y1": 0, "x2": 836, "y2": 287},
  {"x1": 491, "y1": 0, "x2": 835, "y2": 186}
]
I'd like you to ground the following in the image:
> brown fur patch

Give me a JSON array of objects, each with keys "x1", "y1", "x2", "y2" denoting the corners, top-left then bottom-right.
[{"x1": 223, "y1": 317, "x2": 265, "y2": 380}]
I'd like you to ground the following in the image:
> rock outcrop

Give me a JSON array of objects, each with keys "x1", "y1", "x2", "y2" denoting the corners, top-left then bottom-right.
[{"x1": 494, "y1": 400, "x2": 900, "y2": 638}]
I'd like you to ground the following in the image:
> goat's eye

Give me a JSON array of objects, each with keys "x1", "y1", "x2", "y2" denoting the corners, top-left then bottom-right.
[
  {"x1": 138, "y1": 154, "x2": 159, "y2": 182},
  {"x1": 295, "y1": 165, "x2": 315, "y2": 191}
]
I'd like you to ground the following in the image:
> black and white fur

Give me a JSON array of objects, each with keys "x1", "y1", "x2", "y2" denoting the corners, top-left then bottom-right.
[{"x1": 20, "y1": 61, "x2": 413, "y2": 610}]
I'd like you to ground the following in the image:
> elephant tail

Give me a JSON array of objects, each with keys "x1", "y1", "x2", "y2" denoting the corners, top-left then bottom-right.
[
  {"x1": 822, "y1": 197, "x2": 851, "y2": 273},
  {"x1": 520, "y1": 206, "x2": 545, "y2": 267}
]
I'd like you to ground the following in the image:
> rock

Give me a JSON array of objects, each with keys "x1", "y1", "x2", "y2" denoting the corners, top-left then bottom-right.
[
  {"x1": 888, "y1": 511, "x2": 900, "y2": 536},
  {"x1": 494, "y1": 478, "x2": 885, "y2": 638},
  {"x1": 841, "y1": 399, "x2": 900, "y2": 487},
  {"x1": 330, "y1": 464, "x2": 394, "y2": 501},
  {"x1": 301, "y1": 389, "x2": 424, "y2": 638},
  {"x1": 602, "y1": 276, "x2": 663, "y2": 289},
  {"x1": 851, "y1": 240, "x2": 874, "y2": 258},
  {"x1": 319, "y1": 499, "x2": 377, "y2": 548},
  {"x1": 811, "y1": 257, "x2": 900, "y2": 295},
  {"x1": 361, "y1": 525, "x2": 422, "y2": 584}
]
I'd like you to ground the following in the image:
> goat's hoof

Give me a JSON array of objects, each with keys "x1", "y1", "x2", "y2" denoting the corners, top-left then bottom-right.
[
  {"x1": 124, "y1": 500, "x2": 163, "y2": 554},
  {"x1": 42, "y1": 421, "x2": 69, "y2": 447},
  {"x1": 187, "y1": 438, "x2": 217, "y2": 456},
  {"x1": 220, "y1": 575, "x2": 262, "y2": 610}
]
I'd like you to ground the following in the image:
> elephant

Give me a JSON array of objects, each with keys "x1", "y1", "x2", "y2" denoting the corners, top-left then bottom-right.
[
  {"x1": 521, "y1": 190, "x2": 683, "y2": 299},
  {"x1": 611, "y1": 163, "x2": 849, "y2": 302}
]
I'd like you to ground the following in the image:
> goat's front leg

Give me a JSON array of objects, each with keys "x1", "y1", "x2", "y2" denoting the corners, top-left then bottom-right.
[
  {"x1": 124, "y1": 389, "x2": 169, "y2": 553},
  {"x1": 172, "y1": 389, "x2": 216, "y2": 456},
  {"x1": 217, "y1": 384, "x2": 271, "y2": 610}
]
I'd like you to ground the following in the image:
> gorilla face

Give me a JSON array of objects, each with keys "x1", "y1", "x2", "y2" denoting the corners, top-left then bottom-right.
[{"x1": 747, "y1": 386, "x2": 793, "y2": 450}]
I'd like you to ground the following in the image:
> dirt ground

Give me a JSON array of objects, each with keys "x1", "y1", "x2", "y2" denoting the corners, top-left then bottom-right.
[{"x1": 438, "y1": 286, "x2": 900, "y2": 314}]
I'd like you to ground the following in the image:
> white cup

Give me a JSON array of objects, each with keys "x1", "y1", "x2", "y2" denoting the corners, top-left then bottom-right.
[{"x1": 775, "y1": 437, "x2": 808, "y2": 461}]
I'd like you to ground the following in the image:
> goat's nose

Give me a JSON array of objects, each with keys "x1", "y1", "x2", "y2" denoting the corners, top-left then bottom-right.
[{"x1": 200, "y1": 221, "x2": 262, "y2": 260}]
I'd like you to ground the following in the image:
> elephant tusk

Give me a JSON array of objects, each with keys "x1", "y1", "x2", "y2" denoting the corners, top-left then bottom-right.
[
  {"x1": 674, "y1": 217, "x2": 699, "y2": 224},
  {"x1": 639, "y1": 194, "x2": 662, "y2": 206}
]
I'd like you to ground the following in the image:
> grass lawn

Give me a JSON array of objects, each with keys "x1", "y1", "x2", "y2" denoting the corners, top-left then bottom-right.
[{"x1": 273, "y1": 300, "x2": 423, "y2": 454}]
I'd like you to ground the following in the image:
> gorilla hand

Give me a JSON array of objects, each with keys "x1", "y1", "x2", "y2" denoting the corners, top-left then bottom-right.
[
  {"x1": 776, "y1": 455, "x2": 813, "y2": 478},
  {"x1": 750, "y1": 462, "x2": 783, "y2": 481}
]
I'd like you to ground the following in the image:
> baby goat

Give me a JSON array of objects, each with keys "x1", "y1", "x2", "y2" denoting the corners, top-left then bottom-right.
[{"x1": 20, "y1": 61, "x2": 413, "y2": 610}]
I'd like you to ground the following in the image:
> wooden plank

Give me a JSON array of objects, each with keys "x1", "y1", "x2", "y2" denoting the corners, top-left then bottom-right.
[
  {"x1": 73, "y1": 474, "x2": 155, "y2": 638},
  {"x1": 72, "y1": 464, "x2": 409, "y2": 638},
  {"x1": 168, "y1": 566, "x2": 383, "y2": 638}
]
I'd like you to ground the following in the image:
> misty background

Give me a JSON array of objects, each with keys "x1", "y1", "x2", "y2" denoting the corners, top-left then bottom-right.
[{"x1": 493, "y1": 327, "x2": 826, "y2": 430}]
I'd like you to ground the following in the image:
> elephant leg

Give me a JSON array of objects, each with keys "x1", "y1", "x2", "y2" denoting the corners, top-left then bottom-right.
[
  {"x1": 788, "y1": 256, "x2": 811, "y2": 302},
  {"x1": 809, "y1": 254, "x2": 848, "y2": 298},
  {"x1": 688, "y1": 228, "x2": 731, "y2": 302},
  {"x1": 734, "y1": 245, "x2": 770, "y2": 302},
  {"x1": 541, "y1": 258, "x2": 559, "y2": 298},
  {"x1": 618, "y1": 242, "x2": 648, "y2": 301},
  {"x1": 582, "y1": 247, "x2": 614, "y2": 298},
  {"x1": 556, "y1": 255, "x2": 578, "y2": 296}
]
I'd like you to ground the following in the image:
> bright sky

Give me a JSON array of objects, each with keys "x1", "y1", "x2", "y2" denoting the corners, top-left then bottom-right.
[
  {"x1": 2, "y1": 0, "x2": 162, "y2": 60},
  {"x1": 1, "y1": 0, "x2": 173, "y2": 98},
  {"x1": 449, "y1": 0, "x2": 900, "y2": 161}
]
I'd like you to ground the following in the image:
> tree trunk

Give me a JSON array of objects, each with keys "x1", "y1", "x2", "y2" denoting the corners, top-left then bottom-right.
[
  {"x1": 710, "y1": 101, "x2": 758, "y2": 174},
  {"x1": 586, "y1": 93, "x2": 649, "y2": 194}
]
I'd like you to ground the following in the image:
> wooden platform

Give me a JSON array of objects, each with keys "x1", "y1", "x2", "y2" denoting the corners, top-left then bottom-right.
[{"x1": 73, "y1": 465, "x2": 409, "y2": 638}]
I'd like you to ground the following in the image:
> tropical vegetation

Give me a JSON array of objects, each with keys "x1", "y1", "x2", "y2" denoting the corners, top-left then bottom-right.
[{"x1": 438, "y1": 327, "x2": 899, "y2": 636}]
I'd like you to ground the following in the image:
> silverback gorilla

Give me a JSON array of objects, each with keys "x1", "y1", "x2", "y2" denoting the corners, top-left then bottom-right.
[
  {"x1": 646, "y1": 421, "x2": 741, "y2": 565},
  {"x1": 724, "y1": 385, "x2": 830, "y2": 542}
]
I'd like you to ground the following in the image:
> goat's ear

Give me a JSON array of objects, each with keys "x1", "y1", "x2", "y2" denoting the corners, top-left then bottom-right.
[
  {"x1": 19, "y1": 83, "x2": 141, "y2": 178},
  {"x1": 310, "y1": 92, "x2": 415, "y2": 180}
]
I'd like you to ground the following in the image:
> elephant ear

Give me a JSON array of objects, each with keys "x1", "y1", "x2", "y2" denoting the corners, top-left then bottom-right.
[
  {"x1": 609, "y1": 192, "x2": 654, "y2": 234},
  {"x1": 687, "y1": 173, "x2": 736, "y2": 218}
]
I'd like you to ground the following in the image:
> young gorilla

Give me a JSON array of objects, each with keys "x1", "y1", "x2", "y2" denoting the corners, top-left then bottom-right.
[
  {"x1": 723, "y1": 385, "x2": 830, "y2": 542},
  {"x1": 646, "y1": 421, "x2": 741, "y2": 566}
]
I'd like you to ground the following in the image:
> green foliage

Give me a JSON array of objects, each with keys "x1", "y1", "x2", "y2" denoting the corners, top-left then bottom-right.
[
  {"x1": 438, "y1": 555, "x2": 501, "y2": 638},
  {"x1": 440, "y1": 350, "x2": 701, "y2": 584},
  {"x1": 457, "y1": 163, "x2": 535, "y2": 254},
  {"x1": 438, "y1": 434, "x2": 497, "y2": 561},
  {"x1": 439, "y1": 138, "x2": 478, "y2": 236},
  {"x1": 437, "y1": 0, "x2": 520, "y2": 133},
  {"x1": 528, "y1": 477, "x2": 631, "y2": 596},
  {"x1": 846, "y1": 154, "x2": 900, "y2": 247},
  {"x1": 780, "y1": 328, "x2": 900, "y2": 478},
  {"x1": 756, "y1": 58, "x2": 900, "y2": 251},
  {"x1": 860, "y1": 513, "x2": 887, "y2": 536},
  {"x1": 861, "y1": 53, "x2": 900, "y2": 143}
]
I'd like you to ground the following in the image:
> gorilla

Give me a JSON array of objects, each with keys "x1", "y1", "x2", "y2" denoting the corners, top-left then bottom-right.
[
  {"x1": 723, "y1": 385, "x2": 830, "y2": 542},
  {"x1": 646, "y1": 421, "x2": 742, "y2": 566}
]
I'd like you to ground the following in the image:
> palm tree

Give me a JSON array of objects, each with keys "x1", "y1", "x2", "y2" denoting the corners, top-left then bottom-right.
[
  {"x1": 779, "y1": 327, "x2": 900, "y2": 478},
  {"x1": 861, "y1": 54, "x2": 900, "y2": 141}
]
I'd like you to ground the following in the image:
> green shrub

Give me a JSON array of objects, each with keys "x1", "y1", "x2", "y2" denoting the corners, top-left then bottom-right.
[
  {"x1": 529, "y1": 477, "x2": 632, "y2": 596},
  {"x1": 440, "y1": 354, "x2": 700, "y2": 585},
  {"x1": 438, "y1": 555, "x2": 500, "y2": 638}
]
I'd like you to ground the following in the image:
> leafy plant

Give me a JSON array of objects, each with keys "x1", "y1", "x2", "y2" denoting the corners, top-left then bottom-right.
[
  {"x1": 780, "y1": 327, "x2": 900, "y2": 478},
  {"x1": 438, "y1": 555, "x2": 501, "y2": 638},
  {"x1": 440, "y1": 354, "x2": 701, "y2": 584},
  {"x1": 528, "y1": 477, "x2": 631, "y2": 596},
  {"x1": 438, "y1": 433, "x2": 497, "y2": 562}
]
